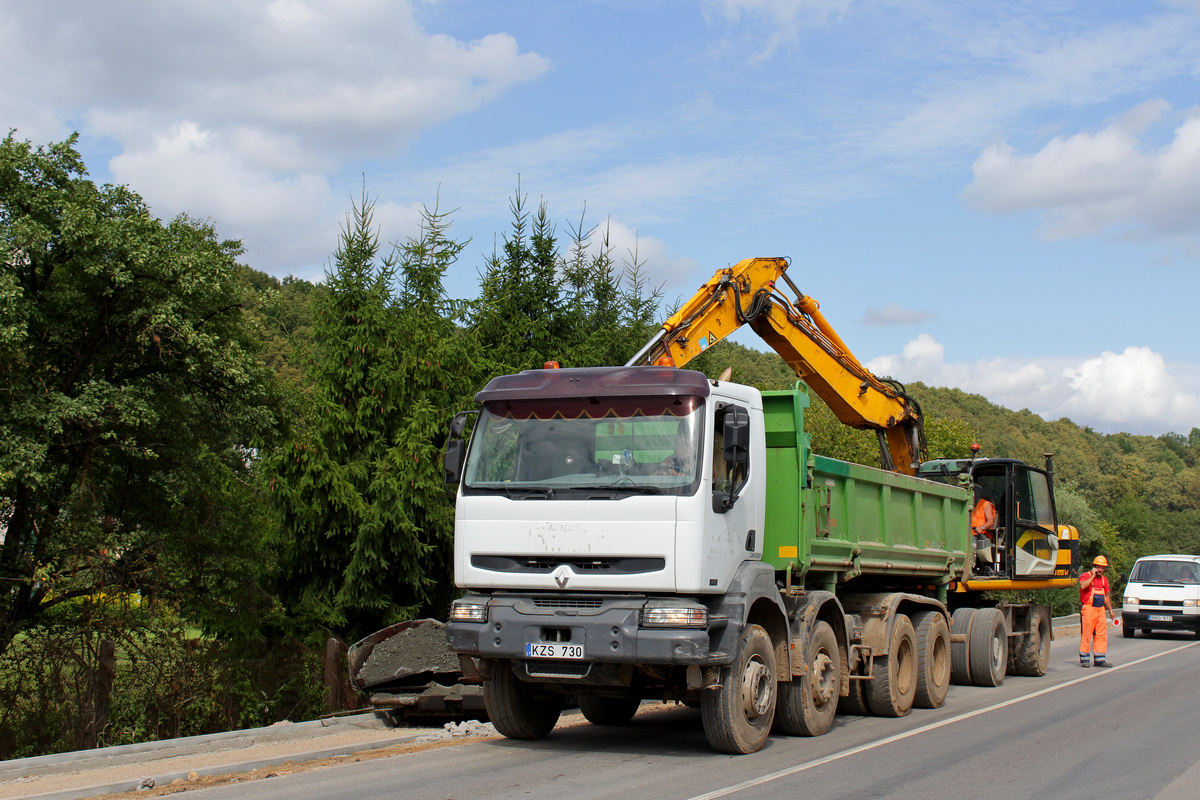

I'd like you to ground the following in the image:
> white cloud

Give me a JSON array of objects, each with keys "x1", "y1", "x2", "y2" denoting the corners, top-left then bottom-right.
[
  {"x1": 962, "y1": 101, "x2": 1200, "y2": 244},
  {"x1": 0, "y1": 0, "x2": 549, "y2": 277},
  {"x1": 702, "y1": 0, "x2": 851, "y2": 60},
  {"x1": 867, "y1": 335, "x2": 1200, "y2": 435},
  {"x1": 861, "y1": 303, "x2": 935, "y2": 326}
]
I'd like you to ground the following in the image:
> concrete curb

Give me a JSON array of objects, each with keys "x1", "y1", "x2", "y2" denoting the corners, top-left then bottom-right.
[
  {"x1": 19, "y1": 730, "x2": 432, "y2": 800},
  {"x1": 0, "y1": 711, "x2": 394, "y2": 781}
]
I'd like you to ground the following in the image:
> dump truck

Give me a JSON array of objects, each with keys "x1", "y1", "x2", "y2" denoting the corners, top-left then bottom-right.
[{"x1": 440, "y1": 257, "x2": 1080, "y2": 754}]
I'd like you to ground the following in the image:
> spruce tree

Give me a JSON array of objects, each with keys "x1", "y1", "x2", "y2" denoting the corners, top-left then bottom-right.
[{"x1": 269, "y1": 192, "x2": 475, "y2": 638}]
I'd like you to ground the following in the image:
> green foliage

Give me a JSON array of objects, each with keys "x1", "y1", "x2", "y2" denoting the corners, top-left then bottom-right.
[
  {"x1": 470, "y1": 185, "x2": 662, "y2": 373},
  {"x1": 0, "y1": 599, "x2": 322, "y2": 759},
  {"x1": 0, "y1": 133, "x2": 281, "y2": 657},
  {"x1": 269, "y1": 192, "x2": 478, "y2": 642}
]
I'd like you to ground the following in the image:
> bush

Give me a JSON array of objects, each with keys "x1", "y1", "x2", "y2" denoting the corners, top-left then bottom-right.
[{"x1": 0, "y1": 599, "x2": 325, "y2": 759}]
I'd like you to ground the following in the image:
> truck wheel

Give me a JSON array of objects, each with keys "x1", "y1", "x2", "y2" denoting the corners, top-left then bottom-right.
[
  {"x1": 578, "y1": 695, "x2": 641, "y2": 726},
  {"x1": 775, "y1": 620, "x2": 840, "y2": 736},
  {"x1": 950, "y1": 608, "x2": 975, "y2": 685},
  {"x1": 1121, "y1": 622, "x2": 1135, "y2": 639},
  {"x1": 484, "y1": 661, "x2": 562, "y2": 740},
  {"x1": 701, "y1": 623, "x2": 777, "y2": 754},
  {"x1": 911, "y1": 611, "x2": 950, "y2": 708},
  {"x1": 837, "y1": 679, "x2": 870, "y2": 716},
  {"x1": 969, "y1": 608, "x2": 1008, "y2": 687},
  {"x1": 1014, "y1": 609, "x2": 1051, "y2": 676},
  {"x1": 867, "y1": 614, "x2": 917, "y2": 718}
]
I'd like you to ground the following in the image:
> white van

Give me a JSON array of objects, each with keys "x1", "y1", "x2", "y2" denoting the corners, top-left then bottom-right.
[{"x1": 1121, "y1": 554, "x2": 1200, "y2": 638}]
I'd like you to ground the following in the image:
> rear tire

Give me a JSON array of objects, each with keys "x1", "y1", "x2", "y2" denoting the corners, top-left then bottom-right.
[
  {"x1": 1014, "y1": 609, "x2": 1052, "y2": 676},
  {"x1": 775, "y1": 621, "x2": 840, "y2": 736},
  {"x1": 950, "y1": 608, "x2": 975, "y2": 685},
  {"x1": 867, "y1": 614, "x2": 917, "y2": 718},
  {"x1": 837, "y1": 676, "x2": 870, "y2": 716},
  {"x1": 969, "y1": 608, "x2": 1008, "y2": 687},
  {"x1": 578, "y1": 695, "x2": 641, "y2": 726},
  {"x1": 912, "y1": 611, "x2": 951, "y2": 708},
  {"x1": 484, "y1": 661, "x2": 562, "y2": 740},
  {"x1": 702, "y1": 624, "x2": 777, "y2": 754}
]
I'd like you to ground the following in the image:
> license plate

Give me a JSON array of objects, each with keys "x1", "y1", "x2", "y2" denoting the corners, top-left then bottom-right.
[
  {"x1": 1149, "y1": 614, "x2": 1173, "y2": 622},
  {"x1": 525, "y1": 642, "x2": 584, "y2": 660}
]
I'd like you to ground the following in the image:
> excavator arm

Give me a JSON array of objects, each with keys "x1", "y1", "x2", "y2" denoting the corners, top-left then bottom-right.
[{"x1": 627, "y1": 257, "x2": 927, "y2": 474}]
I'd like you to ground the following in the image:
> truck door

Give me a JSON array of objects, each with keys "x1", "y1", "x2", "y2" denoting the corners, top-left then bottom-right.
[{"x1": 703, "y1": 403, "x2": 760, "y2": 587}]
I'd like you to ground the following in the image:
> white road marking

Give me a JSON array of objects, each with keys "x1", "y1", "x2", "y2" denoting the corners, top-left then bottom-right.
[{"x1": 685, "y1": 641, "x2": 1200, "y2": 800}]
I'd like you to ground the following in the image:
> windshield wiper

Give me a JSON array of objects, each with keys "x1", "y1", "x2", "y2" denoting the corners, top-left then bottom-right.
[{"x1": 574, "y1": 483, "x2": 664, "y2": 495}]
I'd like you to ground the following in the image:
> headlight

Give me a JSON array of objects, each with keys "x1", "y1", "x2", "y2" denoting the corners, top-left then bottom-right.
[
  {"x1": 1124, "y1": 597, "x2": 1139, "y2": 608},
  {"x1": 449, "y1": 600, "x2": 488, "y2": 622},
  {"x1": 640, "y1": 604, "x2": 708, "y2": 628},
  {"x1": 1184, "y1": 599, "x2": 1198, "y2": 608}
]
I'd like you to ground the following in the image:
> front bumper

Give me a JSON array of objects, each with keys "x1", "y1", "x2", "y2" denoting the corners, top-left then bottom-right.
[
  {"x1": 1121, "y1": 610, "x2": 1200, "y2": 632},
  {"x1": 447, "y1": 594, "x2": 734, "y2": 672}
]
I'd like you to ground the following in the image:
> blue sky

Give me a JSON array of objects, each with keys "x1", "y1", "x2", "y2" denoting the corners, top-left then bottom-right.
[{"x1": 4, "y1": 1, "x2": 1199, "y2": 436}]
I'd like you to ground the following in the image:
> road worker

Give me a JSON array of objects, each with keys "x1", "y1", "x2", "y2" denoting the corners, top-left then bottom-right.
[{"x1": 1079, "y1": 555, "x2": 1115, "y2": 667}]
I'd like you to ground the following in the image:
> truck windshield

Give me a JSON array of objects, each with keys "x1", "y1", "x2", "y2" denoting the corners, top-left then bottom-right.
[{"x1": 462, "y1": 396, "x2": 704, "y2": 497}]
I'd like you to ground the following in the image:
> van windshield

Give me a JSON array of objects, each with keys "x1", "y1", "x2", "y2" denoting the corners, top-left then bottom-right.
[{"x1": 1130, "y1": 560, "x2": 1200, "y2": 584}]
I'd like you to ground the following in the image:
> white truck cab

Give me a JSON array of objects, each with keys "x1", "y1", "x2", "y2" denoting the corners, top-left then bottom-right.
[{"x1": 1121, "y1": 554, "x2": 1200, "y2": 639}]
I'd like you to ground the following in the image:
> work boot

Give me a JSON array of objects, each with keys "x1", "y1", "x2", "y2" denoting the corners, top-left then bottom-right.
[
  {"x1": 1093, "y1": 658, "x2": 1112, "y2": 668},
  {"x1": 1079, "y1": 655, "x2": 1090, "y2": 667}
]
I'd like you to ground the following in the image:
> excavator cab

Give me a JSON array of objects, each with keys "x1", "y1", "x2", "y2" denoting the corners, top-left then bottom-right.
[{"x1": 919, "y1": 456, "x2": 1061, "y2": 581}]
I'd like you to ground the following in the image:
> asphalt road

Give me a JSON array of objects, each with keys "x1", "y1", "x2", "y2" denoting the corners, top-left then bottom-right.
[{"x1": 186, "y1": 630, "x2": 1200, "y2": 800}]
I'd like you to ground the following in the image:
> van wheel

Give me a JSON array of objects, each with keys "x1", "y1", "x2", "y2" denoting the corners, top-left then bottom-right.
[
  {"x1": 701, "y1": 624, "x2": 776, "y2": 754},
  {"x1": 1122, "y1": 622, "x2": 1135, "y2": 639},
  {"x1": 775, "y1": 621, "x2": 840, "y2": 736}
]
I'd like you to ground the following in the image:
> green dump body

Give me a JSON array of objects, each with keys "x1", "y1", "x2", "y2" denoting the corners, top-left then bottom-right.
[{"x1": 761, "y1": 389, "x2": 971, "y2": 589}]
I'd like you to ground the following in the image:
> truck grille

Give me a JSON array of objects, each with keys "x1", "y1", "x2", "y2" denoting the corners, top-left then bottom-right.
[
  {"x1": 471, "y1": 555, "x2": 665, "y2": 574},
  {"x1": 1139, "y1": 600, "x2": 1183, "y2": 610},
  {"x1": 531, "y1": 597, "x2": 605, "y2": 610}
]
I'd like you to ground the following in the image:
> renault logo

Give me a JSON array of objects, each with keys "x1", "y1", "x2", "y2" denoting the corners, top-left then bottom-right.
[{"x1": 552, "y1": 565, "x2": 572, "y2": 589}]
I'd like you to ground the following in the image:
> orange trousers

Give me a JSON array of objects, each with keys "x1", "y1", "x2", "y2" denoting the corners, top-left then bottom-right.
[{"x1": 1080, "y1": 604, "x2": 1108, "y2": 657}]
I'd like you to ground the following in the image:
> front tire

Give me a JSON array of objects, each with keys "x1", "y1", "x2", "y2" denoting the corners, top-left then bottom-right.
[
  {"x1": 702, "y1": 624, "x2": 777, "y2": 754},
  {"x1": 775, "y1": 621, "x2": 840, "y2": 736},
  {"x1": 484, "y1": 661, "x2": 562, "y2": 740},
  {"x1": 867, "y1": 614, "x2": 917, "y2": 718}
]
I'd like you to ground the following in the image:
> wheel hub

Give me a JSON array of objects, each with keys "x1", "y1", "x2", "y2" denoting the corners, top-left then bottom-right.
[
  {"x1": 810, "y1": 651, "x2": 836, "y2": 704},
  {"x1": 741, "y1": 657, "x2": 772, "y2": 718}
]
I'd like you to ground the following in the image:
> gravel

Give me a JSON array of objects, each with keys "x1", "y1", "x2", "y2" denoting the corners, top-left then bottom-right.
[{"x1": 356, "y1": 621, "x2": 460, "y2": 686}]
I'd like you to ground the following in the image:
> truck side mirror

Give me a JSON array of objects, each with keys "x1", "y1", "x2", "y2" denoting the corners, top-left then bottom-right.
[
  {"x1": 723, "y1": 407, "x2": 749, "y2": 464},
  {"x1": 449, "y1": 412, "x2": 471, "y2": 438},
  {"x1": 443, "y1": 439, "x2": 466, "y2": 488}
]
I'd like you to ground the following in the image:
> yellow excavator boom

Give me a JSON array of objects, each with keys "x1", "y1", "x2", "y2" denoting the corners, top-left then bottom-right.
[{"x1": 628, "y1": 257, "x2": 926, "y2": 474}]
